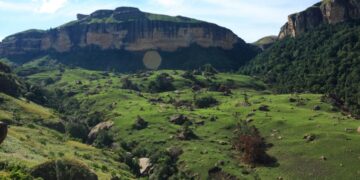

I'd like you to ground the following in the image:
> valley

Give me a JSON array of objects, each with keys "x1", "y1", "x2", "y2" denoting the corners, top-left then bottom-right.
[
  {"x1": 1, "y1": 60, "x2": 360, "y2": 179},
  {"x1": 0, "y1": 0, "x2": 360, "y2": 179}
]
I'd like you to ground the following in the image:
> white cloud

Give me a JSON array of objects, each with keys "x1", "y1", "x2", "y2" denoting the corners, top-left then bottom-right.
[
  {"x1": 151, "y1": 0, "x2": 185, "y2": 8},
  {"x1": 0, "y1": 0, "x2": 68, "y2": 14},
  {"x1": 0, "y1": 1, "x2": 36, "y2": 12},
  {"x1": 37, "y1": 0, "x2": 68, "y2": 13}
]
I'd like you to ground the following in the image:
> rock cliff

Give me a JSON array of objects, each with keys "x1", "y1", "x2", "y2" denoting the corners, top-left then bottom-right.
[
  {"x1": 279, "y1": 0, "x2": 360, "y2": 39},
  {"x1": 0, "y1": 7, "x2": 259, "y2": 71},
  {"x1": 0, "y1": 7, "x2": 240, "y2": 56}
]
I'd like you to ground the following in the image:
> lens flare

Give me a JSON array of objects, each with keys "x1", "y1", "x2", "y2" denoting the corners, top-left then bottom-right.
[{"x1": 143, "y1": 51, "x2": 162, "y2": 70}]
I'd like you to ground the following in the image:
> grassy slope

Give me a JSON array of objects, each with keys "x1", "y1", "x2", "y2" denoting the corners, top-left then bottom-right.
[
  {"x1": 0, "y1": 93, "x2": 134, "y2": 180},
  {"x1": 24, "y1": 68, "x2": 360, "y2": 179}
]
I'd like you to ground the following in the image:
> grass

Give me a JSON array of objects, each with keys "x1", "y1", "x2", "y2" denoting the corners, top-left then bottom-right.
[
  {"x1": 21, "y1": 67, "x2": 360, "y2": 179},
  {"x1": 0, "y1": 93, "x2": 134, "y2": 180}
]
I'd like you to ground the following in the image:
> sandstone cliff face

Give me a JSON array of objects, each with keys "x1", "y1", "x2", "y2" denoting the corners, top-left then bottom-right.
[
  {"x1": 279, "y1": 0, "x2": 360, "y2": 39},
  {"x1": 0, "y1": 7, "x2": 239, "y2": 56}
]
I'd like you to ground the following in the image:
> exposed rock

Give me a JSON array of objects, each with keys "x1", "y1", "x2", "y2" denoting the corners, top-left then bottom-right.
[
  {"x1": 169, "y1": 114, "x2": 189, "y2": 125},
  {"x1": 279, "y1": 0, "x2": 360, "y2": 39},
  {"x1": 0, "y1": 7, "x2": 259, "y2": 71},
  {"x1": 0, "y1": 121, "x2": 8, "y2": 145},
  {"x1": 177, "y1": 126, "x2": 197, "y2": 140},
  {"x1": 0, "y1": 8, "x2": 237, "y2": 54},
  {"x1": 167, "y1": 147, "x2": 183, "y2": 158},
  {"x1": 132, "y1": 116, "x2": 148, "y2": 130},
  {"x1": 259, "y1": 105, "x2": 270, "y2": 112},
  {"x1": 313, "y1": 105, "x2": 321, "y2": 111},
  {"x1": 88, "y1": 121, "x2": 114, "y2": 143},
  {"x1": 30, "y1": 159, "x2": 98, "y2": 180},
  {"x1": 77, "y1": 14, "x2": 89, "y2": 20},
  {"x1": 303, "y1": 134, "x2": 316, "y2": 142},
  {"x1": 357, "y1": 127, "x2": 360, "y2": 134},
  {"x1": 139, "y1": 158, "x2": 152, "y2": 176}
]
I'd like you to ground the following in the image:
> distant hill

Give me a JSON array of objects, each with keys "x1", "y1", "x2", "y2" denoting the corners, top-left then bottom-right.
[
  {"x1": 253, "y1": 36, "x2": 277, "y2": 50},
  {"x1": 0, "y1": 7, "x2": 259, "y2": 71}
]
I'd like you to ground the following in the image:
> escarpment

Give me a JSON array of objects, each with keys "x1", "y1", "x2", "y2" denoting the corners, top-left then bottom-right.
[
  {"x1": 279, "y1": 0, "x2": 360, "y2": 39},
  {"x1": 0, "y1": 7, "x2": 259, "y2": 71},
  {"x1": 0, "y1": 7, "x2": 239, "y2": 55}
]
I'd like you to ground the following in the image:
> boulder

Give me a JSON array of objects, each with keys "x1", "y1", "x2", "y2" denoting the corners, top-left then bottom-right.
[
  {"x1": 258, "y1": 105, "x2": 270, "y2": 112},
  {"x1": 139, "y1": 158, "x2": 152, "y2": 176},
  {"x1": 313, "y1": 105, "x2": 321, "y2": 111},
  {"x1": 0, "y1": 122, "x2": 7, "y2": 145},
  {"x1": 357, "y1": 127, "x2": 360, "y2": 134},
  {"x1": 88, "y1": 121, "x2": 114, "y2": 143},
  {"x1": 303, "y1": 134, "x2": 316, "y2": 142},
  {"x1": 167, "y1": 147, "x2": 183, "y2": 158},
  {"x1": 30, "y1": 159, "x2": 98, "y2": 180},
  {"x1": 132, "y1": 116, "x2": 148, "y2": 130}
]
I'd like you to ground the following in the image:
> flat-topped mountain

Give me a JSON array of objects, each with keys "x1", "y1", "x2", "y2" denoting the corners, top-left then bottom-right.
[
  {"x1": 279, "y1": 0, "x2": 360, "y2": 39},
  {"x1": 0, "y1": 7, "x2": 259, "y2": 71}
]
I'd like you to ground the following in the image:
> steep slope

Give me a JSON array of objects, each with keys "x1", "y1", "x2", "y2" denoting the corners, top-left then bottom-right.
[
  {"x1": 279, "y1": 0, "x2": 360, "y2": 39},
  {"x1": 0, "y1": 93, "x2": 134, "y2": 179},
  {"x1": 22, "y1": 67, "x2": 360, "y2": 179},
  {"x1": 0, "y1": 62, "x2": 24, "y2": 97},
  {"x1": 241, "y1": 17, "x2": 360, "y2": 117},
  {"x1": 0, "y1": 7, "x2": 259, "y2": 71}
]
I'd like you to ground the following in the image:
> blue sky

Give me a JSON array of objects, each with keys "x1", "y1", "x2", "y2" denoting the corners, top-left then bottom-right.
[{"x1": 0, "y1": 0, "x2": 319, "y2": 42}]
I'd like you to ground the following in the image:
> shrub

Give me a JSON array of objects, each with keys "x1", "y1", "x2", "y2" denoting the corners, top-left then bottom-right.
[
  {"x1": 93, "y1": 130, "x2": 114, "y2": 148},
  {"x1": 66, "y1": 123, "x2": 89, "y2": 142},
  {"x1": 121, "y1": 78, "x2": 139, "y2": 91},
  {"x1": 148, "y1": 73, "x2": 175, "y2": 93},
  {"x1": 232, "y1": 120, "x2": 274, "y2": 165},
  {"x1": 195, "y1": 96, "x2": 218, "y2": 108},
  {"x1": 30, "y1": 159, "x2": 98, "y2": 180}
]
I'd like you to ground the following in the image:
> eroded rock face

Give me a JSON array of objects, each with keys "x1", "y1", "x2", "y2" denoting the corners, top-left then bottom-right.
[
  {"x1": 0, "y1": 7, "x2": 239, "y2": 56},
  {"x1": 87, "y1": 121, "x2": 114, "y2": 143},
  {"x1": 279, "y1": 0, "x2": 360, "y2": 39}
]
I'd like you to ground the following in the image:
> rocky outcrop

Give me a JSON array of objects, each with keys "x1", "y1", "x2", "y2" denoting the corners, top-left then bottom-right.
[
  {"x1": 279, "y1": 0, "x2": 360, "y2": 39},
  {"x1": 87, "y1": 121, "x2": 114, "y2": 143},
  {"x1": 0, "y1": 7, "x2": 239, "y2": 56}
]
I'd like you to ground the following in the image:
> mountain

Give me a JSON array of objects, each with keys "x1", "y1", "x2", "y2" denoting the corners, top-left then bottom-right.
[
  {"x1": 0, "y1": 7, "x2": 259, "y2": 71},
  {"x1": 253, "y1": 36, "x2": 278, "y2": 50},
  {"x1": 279, "y1": 0, "x2": 360, "y2": 39},
  {"x1": 241, "y1": 0, "x2": 360, "y2": 117}
]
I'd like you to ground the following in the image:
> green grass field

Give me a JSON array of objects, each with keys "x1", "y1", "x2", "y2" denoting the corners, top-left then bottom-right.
[
  {"x1": 18, "y1": 68, "x2": 360, "y2": 179},
  {"x1": 0, "y1": 93, "x2": 134, "y2": 180}
]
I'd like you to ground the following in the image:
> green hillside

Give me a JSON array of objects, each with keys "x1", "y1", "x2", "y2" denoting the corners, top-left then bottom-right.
[
  {"x1": 241, "y1": 20, "x2": 360, "y2": 117},
  {"x1": 11, "y1": 63, "x2": 360, "y2": 179},
  {"x1": 0, "y1": 92, "x2": 134, "y2": 179}
]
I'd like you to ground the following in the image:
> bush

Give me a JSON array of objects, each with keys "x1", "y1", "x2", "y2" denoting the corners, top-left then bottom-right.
[
  {"x1": 93, "y1": 130, "x2": 114, "y2": 148},
  {"x1": 30, "y1": 159, "x2": 98, "y2": 180},
  {"x1": 148, "y1": 73, "x2": 175, "y2": 93},
  {"x1": 121, "y1": 78, "x2": 139, "y2": 91},
  {"x1": 195, "y1": 96, "x2": 218, "y2": 108},
  {"x1": 66, "y1": 123, "x2": 89, "y2": 142},
  {"x1": 232, "y1": 120, "x2": 274, "y2": 165}
]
